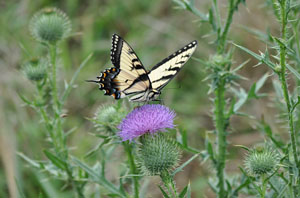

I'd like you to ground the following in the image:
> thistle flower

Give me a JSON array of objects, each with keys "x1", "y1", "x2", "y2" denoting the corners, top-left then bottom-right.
[
  {"x1": 93, "y1": 104, "x2": 126, "y2": 134},
  {"x1": 23, "y1": 58, "x2": 48, "y2": 81},
  {"x1": 244, "y1": 144, "x2": 280, "y2": 176},
  {"x1": 118, "y1": 104, "x2": 175, "y2": 141},
  {"x1": 137, "y1": 133, "x2": 181, "y2": 176},
  {"x1": 29, "y1": 7, "x2": 71, "y2": 44}
]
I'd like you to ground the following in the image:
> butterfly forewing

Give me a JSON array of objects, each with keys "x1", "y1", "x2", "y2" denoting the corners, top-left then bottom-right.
[
  {"x1": 148, "y1": 40, "x2": 197, "y2": 91},
  {"x1": 102, "y1": 34, "x2": 151, "y2": 99}
]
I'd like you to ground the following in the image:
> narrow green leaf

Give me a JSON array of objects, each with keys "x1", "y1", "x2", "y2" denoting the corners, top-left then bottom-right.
[
  {"x1": 171, "y1": 154, "x2": 199, "y2": 176},
  {"x1": 247, "y1": 83, "x2": 257, "y2": 99},
  {"x1": 276, "y1": 183, "x2": 289, "y2": 198},
  {"x1": 286, "y1": 64, "x2": 300, "y2": 81},
  {"x1": 232, "y1": 87, "x2": 247, "y2": 112},
  {"x1": 231, "y1": 59, "x2": 250, "y2": 73},
  {"x1": 255, "y1": 73, "x2": 269, "y2": 93},
  {"x1": 72, "y1": 157, "x2": 125, "y2": 197},
  {"x1": 18, "y1": 93, "x2": 34, "y2": 106},
  {"x1": 17, "y1": 152, "x2": 40, "y2": 168},
  {"x1": 186, "y1": 182, "x2": 191, "y2": 198},
  {"x1": 179, "y1": 185, "x2": 188, "y2": 198},
  {"x1": 158, "y1": 185, "x2": 170, "y2": 198},
  {"x1": 61, "y1": 52, "x2": 93, "y2": 103},
  {"x1": 233, "y1": 43, "x2": 275, "y2": 69},
  {"x1": 43, "y1": 150, "x2": 67, "y2": 170}
]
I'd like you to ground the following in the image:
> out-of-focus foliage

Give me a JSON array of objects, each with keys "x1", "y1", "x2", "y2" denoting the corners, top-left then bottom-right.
[{"x1": 0, "y1": 0, "x2": 295, "y2": 197}]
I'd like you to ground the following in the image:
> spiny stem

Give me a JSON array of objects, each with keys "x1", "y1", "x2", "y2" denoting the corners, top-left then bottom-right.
[
  {"x1": 278, "y1": 0, "x2": 298, "y2": 197},
  {"x1": 212, "y1": 0, "x2": 222, "y2": 32},
  {"x1": 49, "y1": 44, "x2": 60, "y2": 112},
  {"x1": 215, "y1": 78, "x2": 226, "y2": 198},
  {"x1": 49, "y1": 44, "x2": 65, "y2": 156},
  {"x1": 123, "y1": 142, "x2": 139, "y2": 198},
  {"x1": 261, "y1": 174, "x2": 267, "y2": 198},
  {"x1": 160, "y1": 171, "x2": 178, "y2": 198},
  {"x1": 218, "y1": 0, "x2": 235, "y2": 54}
]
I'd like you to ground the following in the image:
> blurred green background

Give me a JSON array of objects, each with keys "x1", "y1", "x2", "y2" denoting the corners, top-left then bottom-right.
[{"x1": 0, "y1": 0, "x2": 281, "y2": 197}]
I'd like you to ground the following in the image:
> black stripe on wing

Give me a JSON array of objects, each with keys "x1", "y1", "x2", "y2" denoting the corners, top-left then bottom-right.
[
  {"x1": 150, "y1": 40, "x2": 197, "y2": 71},
  {"x1": 148, "y1": 40, "x2": 198, "y2": 91},
  {"x1": 110, "y1": 34, "x2": 123, "y2": 68}
]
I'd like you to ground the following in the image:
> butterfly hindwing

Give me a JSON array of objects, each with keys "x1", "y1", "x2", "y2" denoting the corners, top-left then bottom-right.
[{"x1": 148, "y1": 40, "x2": 197, "y2": 91}]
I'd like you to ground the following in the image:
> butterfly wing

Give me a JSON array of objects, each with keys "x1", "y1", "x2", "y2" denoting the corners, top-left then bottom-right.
[
  {"x1": 97, "y1": 34, "x2": 151, "y2": 101},
  {"x1": 148, "y1": 40, "x2": 197, "y2": 91}
]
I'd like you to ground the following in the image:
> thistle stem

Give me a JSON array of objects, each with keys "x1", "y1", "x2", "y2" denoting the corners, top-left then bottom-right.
[
  {"x1": 124, "y1": 142, "x2": 139, "y2": 198},
  {"x1": 49, "y1": 44, "x2": 60, "y2": 112},
  {"x1": 215, "y1": 78, "x2": 227, "y2": 198},
  {"x1": 160, "y1": 171, "x2": 178, "y2": 198},
  {"x1": 261, "y1": 174, "x2": 267, "y2": 198},
  {"x1": 49, "y1": 44, "x2": 65, "y2": 156},
  {"x1": 278, "y1": 0, "x2": 298, "y2": 196},
  {"x1": 218, "y1": 0, "x2": 235, "y2": 54}
]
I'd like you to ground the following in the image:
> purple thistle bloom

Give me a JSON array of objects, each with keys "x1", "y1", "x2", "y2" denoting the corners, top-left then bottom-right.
[{"x1": 118, "y1": 104, "x2": 176, "y2": 141}]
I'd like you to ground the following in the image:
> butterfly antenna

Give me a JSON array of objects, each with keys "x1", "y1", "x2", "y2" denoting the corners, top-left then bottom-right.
[{"x1": 85, "y1": 79, "x2": 99, "y2": 83}]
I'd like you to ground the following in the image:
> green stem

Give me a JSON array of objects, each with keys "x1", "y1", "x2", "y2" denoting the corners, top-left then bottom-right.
[
  {"x1": 215, "y1": 78, "x2": 227, "y2": 198},
  {"x1": 170, "y1": 177, "x2": 178, "y2": 197},
  {"x1": 160, "y1": 171, "x2": 178, "y2": 198},
  {"x1": 123, "y1": 142, "x2": 139, "y2": 198},
  {"x1": 261, "y1": 174, "x2": 267, "y2": 198},
  {"x1": 49, "y1": 44, "x2": 60, "y2": 112},
  {"x1": 218, "y1": 0, "x2": 235, "y2": 54},
  {"x1": 49, "y1": 44, "x2": 65, "y2": 155},
  {"x1": 278, "y1": 1, "x2": 298, "y2": 197},
  {"x1": 212, "y1": 0, "x2": 222, "y2": 32}
]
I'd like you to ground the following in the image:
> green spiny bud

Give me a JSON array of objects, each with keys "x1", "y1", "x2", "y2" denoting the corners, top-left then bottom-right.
[
  {"x1": 274, "y1": 64, "x2": 281, "y2": 73},
  {"x1": 137, "y1": 134, "x2": 181, "y2": 176},
  {"x1": 244, "y1": 144, "x2": 280, "y2": 176},
  {"x1": 23, "y1": 58, "x2": 48, "y2": 81},
  {"x1": 29, "y1": 7, "x2": 71, "y2": 44},
  {"x1": 93, "y1": 104, "x2": 126, "y2": 134},
  {"x1": 209, "y1": 54, "x2": 231, "y2": 68}
]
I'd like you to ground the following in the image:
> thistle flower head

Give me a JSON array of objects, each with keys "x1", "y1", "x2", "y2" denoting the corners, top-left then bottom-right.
[
  {"x1": 137, "y1": 133, "x2": 181, "y2": 176},
  {"x1": 30, "y1": 7, "x2": 71, "y2": 44},
  {"x1": 23, "y1": 58, "x2": 48, "y2": 81},
  {"x1": 244, "y1": 144, "x2": 280, "y2": 176},
  {"x1": 118, "y1": 104, "x2": 175, "y2": 141},
  {"x1": 93, "y1": 104, "x2": 127, "y2": 134}
]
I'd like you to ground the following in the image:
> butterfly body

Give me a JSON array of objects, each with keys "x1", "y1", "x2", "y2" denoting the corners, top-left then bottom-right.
[{"x1": 90, "y1": 34, "x2": 197, "y2": 102}]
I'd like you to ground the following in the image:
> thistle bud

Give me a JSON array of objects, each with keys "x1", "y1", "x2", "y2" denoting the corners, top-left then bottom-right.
[
  {"x1": 209, "y1": 54, "x2": 230, "y2": 68},
  {"x1": 93, "y1": 104, "x2": 126, "y2": 134},
  {"x1": 29, "y1": 7, "x2": 71, "y2": 44},
  {"x1": 274, "y1": 64, "x2": 281, "y2": 73},
  {"x1": 23, "y1": 58, "x2": 48, "y2": 81},
  {"x1": 137, "y1": 134, "x2": 181, "y2": 176},
  {"x1": 244, "y1": 144, "x2": 280, "y2": 176}
]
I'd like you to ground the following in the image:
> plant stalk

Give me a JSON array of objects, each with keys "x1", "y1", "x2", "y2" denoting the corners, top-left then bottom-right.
[
  {"x1": 278, "y1": 0, "x2": 298, "y2": 197},
  {"x1": 261, "y1": 174, "x2": 267, "y2": 198},
  {"x1": 49, "y1": 44, "x2": 65, "y2": 155},
  {"x1": 124, "y1": 142, "x2": 139, "y2": 198},
  {"x1": 215, "y1": 78, "x2": 227, "y2": 198}
]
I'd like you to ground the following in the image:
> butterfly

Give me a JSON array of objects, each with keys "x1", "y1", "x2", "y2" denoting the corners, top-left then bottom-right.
[{"x1": 88, "y1": 34, "x2": 197, "y2": 102}]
